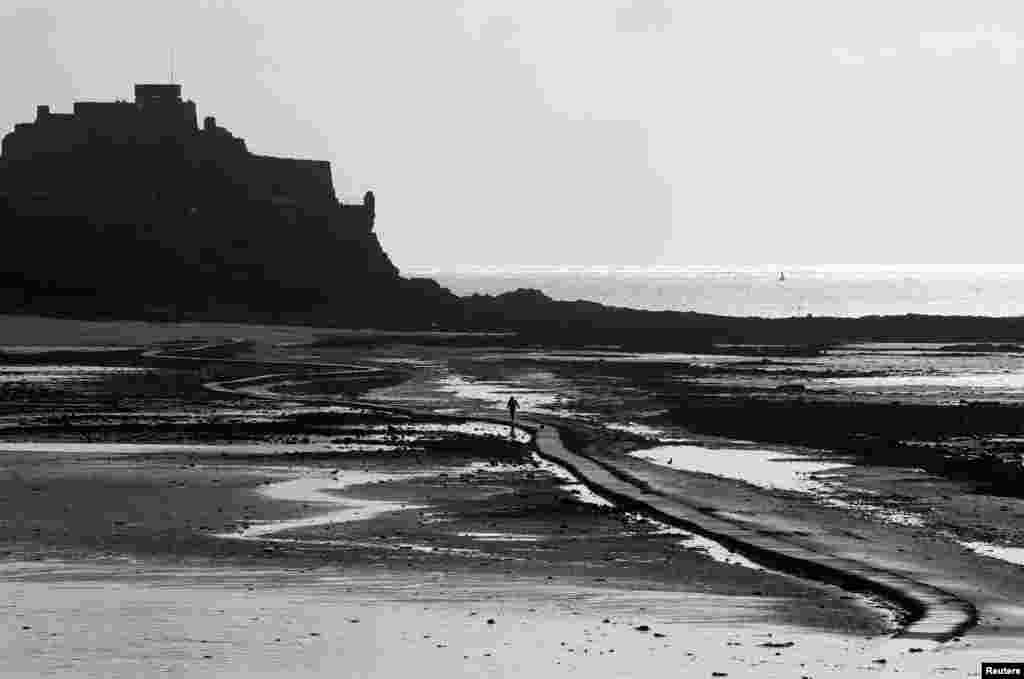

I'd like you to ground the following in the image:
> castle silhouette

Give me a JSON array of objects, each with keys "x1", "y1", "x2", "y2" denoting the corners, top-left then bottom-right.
[
  {"x1": 0, "y1": 84, "x2": 400, "y2": 320},
  {"x1": 0, "y1": 84, "x2": 374, "y2": 228}
]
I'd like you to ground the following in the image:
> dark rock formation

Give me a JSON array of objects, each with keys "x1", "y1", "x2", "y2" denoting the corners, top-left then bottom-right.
[{"x1": 451, "y1": 287, "x2": 1024, "y2": 349}]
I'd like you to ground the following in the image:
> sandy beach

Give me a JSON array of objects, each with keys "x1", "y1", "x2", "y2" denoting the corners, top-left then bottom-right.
[
  {"x1": 0, "y1": 562, "x2": 939, "y2": 679},
  {"x1": 3, "y1": 316, "x2": 1024, "y2": 676}
]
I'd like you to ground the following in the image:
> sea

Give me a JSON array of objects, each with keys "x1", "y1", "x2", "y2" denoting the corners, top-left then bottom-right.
[{"x1": 404, "y1": 265, "x2": 1024, "y2": 318}]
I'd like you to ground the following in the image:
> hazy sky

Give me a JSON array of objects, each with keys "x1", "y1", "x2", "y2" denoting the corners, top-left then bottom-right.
[{"x1": 3, "y1": 1, "x2": 1024, "y2": 269}]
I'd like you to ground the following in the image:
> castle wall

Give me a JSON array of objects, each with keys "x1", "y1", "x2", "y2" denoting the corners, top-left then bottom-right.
[
  {"x1": 0, "y1": 84, "x2": 368, "y2": 227},
  {"x1": 249, "y1": 155, "x2": 337, "y2": 205},
  {"x1": 2, "y1": 115, "x2": 85, "y2": 161}
]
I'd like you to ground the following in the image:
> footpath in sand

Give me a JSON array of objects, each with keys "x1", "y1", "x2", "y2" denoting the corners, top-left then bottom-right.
[
  {"x1": 529, "y1": 425, "x2": 973, "y2": 641},
  {"x1": 521, "y1": 418, "x2": 1024, "y2": 671}
]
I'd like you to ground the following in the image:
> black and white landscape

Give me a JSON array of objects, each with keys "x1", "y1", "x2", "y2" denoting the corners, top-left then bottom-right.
[{"x1": 3, "y1": 4, "x2": 1024, "y2": 677}]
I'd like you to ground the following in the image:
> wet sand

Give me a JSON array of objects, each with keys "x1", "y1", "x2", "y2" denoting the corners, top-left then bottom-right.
[
  {"x1": 0, "y1": 435, "x2": 880, "y2": 626},
  {"x1": 3, "y1": 316, "x2": 1024, "y2": 675},
  {"x1": 0, "y1": 440, "x2": 903, "y2": 678}
]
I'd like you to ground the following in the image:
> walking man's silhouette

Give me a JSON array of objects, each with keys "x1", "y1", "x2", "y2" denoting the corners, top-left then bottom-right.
[{"x1": 507, "y1": 396, "x2": 519, "y2": 437}]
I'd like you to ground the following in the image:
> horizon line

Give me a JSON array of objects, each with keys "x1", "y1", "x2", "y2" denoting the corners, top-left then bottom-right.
[{"x1": 399, "y1": 263, "x2": 1024, "y2": 274}]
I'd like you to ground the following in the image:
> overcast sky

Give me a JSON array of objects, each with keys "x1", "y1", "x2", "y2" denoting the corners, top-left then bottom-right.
[{"x1": 3, "y1": 1, "x2": 1024, "y2": 269}]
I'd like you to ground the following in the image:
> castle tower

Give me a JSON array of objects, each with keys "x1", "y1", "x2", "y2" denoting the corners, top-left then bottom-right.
[
  {"x1": 363, "y1": 190, "x2": 375, "y2": 219},
  {"x1": 133, "y1": 84, "x2": 197, "y2": 132},
  {"x1": 134, "y1": 84, "x2": 182, "y2": 109}
]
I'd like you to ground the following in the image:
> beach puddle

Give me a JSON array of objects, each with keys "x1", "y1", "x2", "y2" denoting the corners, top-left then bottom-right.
[
  {"x1": 221, "y1": 462, "x2": 532, "y2": 542},
  {"x1": 324, "y1": 442, "x2": 405, "y2": 453},
  {"x1": 630, "y1": 444, "x2": 936, "y2": 529},
  {"x1": 456, "y1": 532, "x2": 544, "y2": 542},
  {"x1": 0, "y1": 365, "x2": 150, "y2": 383},
  {"x1": 0, "y1": 442, "x2": 249, "y2": 456},
  {"x1": 494, "y1": 350, "x2": 756, "y2": 367},
  {"x1": 224, "y1": 471, "x2": 422, "y2": 539},
  {"x1": 960, "y1": 541, "x2": 1024, "y2": 567},
  {"x1": 628, "y1": 513, "x2": 769, "y2": 572},
  {"x1": 825, "y1": 372, "x2": 1024, "y2": 390},
  {"x1": 630, "y1": 445, "x2": 846, "y2": 494},
  {"x1": 605, "y1": 422, "x2": 669, "y2": 438},
  {"x1": 0, "y1": 441, "x2": 404, "y2": 458},
  {"x1": 436, "y1": 374, "x2": 567, "y2": 413},
  {"x1": 0, "y1": 345, "x2": 143, "y2": 354},
  {"x1": 368, "y1": 357, "x2": 442, "y2": 367}
]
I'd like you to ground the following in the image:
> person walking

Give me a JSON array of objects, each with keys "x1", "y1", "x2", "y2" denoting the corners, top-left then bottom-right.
[{"x1": 507, "y1": 395, "x2": 519, "y2": 436}]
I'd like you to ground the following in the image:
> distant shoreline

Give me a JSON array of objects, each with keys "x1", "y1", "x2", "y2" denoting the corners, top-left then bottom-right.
[
  {"x1": 9, "y1": 305, "x2": 1024, "y2": 350},
  {"x1": 426, "y1": 267, "x2": 1024, "y2": 318}
]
